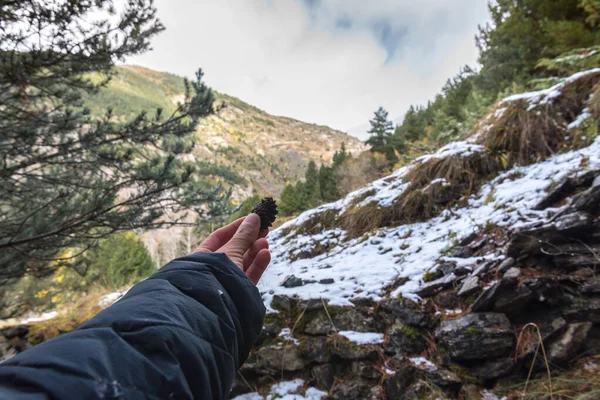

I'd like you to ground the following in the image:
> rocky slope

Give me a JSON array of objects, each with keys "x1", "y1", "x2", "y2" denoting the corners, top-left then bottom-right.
[{"x1": 85, "y1": 65, "x2": 367, "y2": 199}]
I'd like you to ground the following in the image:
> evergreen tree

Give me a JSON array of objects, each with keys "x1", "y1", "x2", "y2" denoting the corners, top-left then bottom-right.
[
  {"x1": 303, "y1": 160, "x2": 321, "y2": 207},
  {"x1": 279, "y1": 184, "x2": 300, "y2": 216},
  {"x1": 366, "y1": 107, "x2": 402, "y2": 165},
  {"x1": 85, "y1": 232, "x2": 155, "y2": 290},
  {"x1": 0, "y1": 1, "x2": 221, "y2": 282},
  {"x1": 332, "y1": 142, "x2": 349, "y2": 168},
  {"x1": 318, "y1": 165, "x2": 339, "y2": 203}
]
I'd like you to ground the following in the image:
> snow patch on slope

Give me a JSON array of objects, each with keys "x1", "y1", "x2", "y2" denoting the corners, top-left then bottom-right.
[{"x1": 260, "y1": 136, "x2": 600, "y2": 309}]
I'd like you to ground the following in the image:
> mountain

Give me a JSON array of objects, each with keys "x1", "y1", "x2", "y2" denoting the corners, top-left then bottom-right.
[{"x1": 83, "y1": 65, "x2": 367, "y2": 200}]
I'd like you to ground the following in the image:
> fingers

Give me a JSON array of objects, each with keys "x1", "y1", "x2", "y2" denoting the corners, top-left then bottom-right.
[
  {"x1": 194, "y1": 217, "x2": 245, "y2": 253},
  {"x1": 243, "y1": 238, "x2": 269, "y2": 271},
  {"x1": 246, "y1": 248, "x2": 271, "y2": 285},
  {"x1": 258, "y1": 229, "x2": 269, "y2": 240},
  {"x1": 219, "y1": 214, "x2": 261, "y2": 268}
]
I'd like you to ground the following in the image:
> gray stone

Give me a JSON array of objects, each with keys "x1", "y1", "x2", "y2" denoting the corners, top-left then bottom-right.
[
  {"x1": 311, "y1": 364, "x2": 336, "y2": 390},
  {"x1": 497, "y1": 257, "x2": 516, "y2": 274},
  {"x1": 438, "y1": 261, "x2": 458, "y2": 275},
  {"x1": 328, "y1": 381, "x2": 372, "y2": 400},
  {"x1": 281, "y1": 275, "x2": 303, "y2": 288},
  {"x1": 271, "y1": 295, "x2": 292, "y2": 312},
  {"x1": 435, "y1": 313, "x2": 514, "y2": 361},
  {"x1": 503, "y1": 267, "x2": 521, "y2": 280},
  {"x1": 384, "y1": 323, "x2": 427, "y2": 357},
  {"x1": 352, "y1": 361, "x2": 382, "y2": 379},
  {"x1": 415, "y1": 273, "x2": 457, "y2": 297},
  {"x1": 459, "y1": 384, "x2": 485, "y2": 400},
  {"x1": 417, "y1": 367, "x2": 462, "y2": 389},
  {"x1": 548, "y1": 322, "x2": 592, "y2": 364},
  {"x1": 380, "y1": 299, "x2": 431, "y2": 328},
  {"x1": 1, "y1": 325, "x2": 28, "y2": 339},
  {"x1": 306, "y1": 336, "x2": 328, "y2": 364},
  {"x1": 554, "y1": 212, "x2": 594, "y2": 235},
  {"x1": 252, "y1": 344, "x2": 309, "y2": 372},
  {"x1": 472, "y1": 261, "x2": 494, "y2": 277},
  {"x1": 494, "y1": 285, "x2": 534, "y2": 314},
  {"x1": 471, "y1": 358, "x2": 516, "y2": 380},
  {"x1": 304, "y1": 312, "x2": 335, "y2": 335},
  {"x1": 304, "y1": 307, "x2": 377, "y2": 335},
  {"x1": 384, "y1": 358, "x2": 415, "y2": 400},
  {"x1": 471, "y1": 280, "x2": 510, "y2": 312},
  {"x1": 571, "y1": 186, "x2": 600, "y2": 215},
  {"x1": 451, "y1": 247, "x2": 472, "y2": 258},
  {"x1": 319, "y1": 278, "x2": 335, "y2": 285},
  {"x1": 458, "y1": 276, "x2": 480, "y2": 297},
  {"x1": 329, "y1": 337, "x2": 378, "y2": 360}
]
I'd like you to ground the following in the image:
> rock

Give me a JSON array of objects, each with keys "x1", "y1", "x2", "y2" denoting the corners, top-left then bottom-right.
[
  {"x1": 534, "y1": 179, "x2": 576, "y2": 210},
  {"x1": 458, "y1": 276, "x2": 480, "y2": 297},
  {"x1": 497, "y1": 258, "x2": 516, "y2": 274},
  {"x1": 329, "y1": 337, "x2": 378, "y2": 360},
  {"x1": 570, "y1": 185, "x2": 600, "y2": 215},
  {"x1": 581, "y1": 277, "x2": 600, "y2": 294},
  {"x1": 451, "y1": 247, "x2": 472, "y2": 258},
  {"x1": 503, "y1": 267, "x2": 521, "y2": 280},
  {"x1": 319, "y1": 278, "x2": 335, "y2": 285},
  {"x1": 328, "y1": 381, "x2": 372, "y2": 400},
  {"x1": 435, "y1": 313, "x2": 514, "y2": 361},
  {"x1": 298, "y1": 298, "x2": 326, "y2": 311},
  {"x1": 262, "y1": 317, "x2": 282, "y2": 337},
  {"x1": 352, "y1": 361, "x2": 382, "y2": 379},
  {"x1": 401, "y1": 382, "x2": 429, "y2": 400},
  {"x1": 384, "y1": 323, "x2": 427, "y2": 357},
  {"x1": 306, "y1": 336, "x2": 329, "y2": 364},
  {"x1": 417, "y1": 367, "x2": 462, "y2": 390},
  {"x1": 1, "y1": 325, "x2": 28, "y2": 339},
  {"x1": 459, "y1": 232, "x2": 479, "y2": 247},
  {"x1": 472, "y1": 261, "x2": 494, "y2": 277},
  {"x1": 554, "y1": 244, "x2": 600, "y2": 269},
  {"x1": 471, "y1": 358, "x2": 516, "y2": 380},
  {"x1": 554, "y1": 212, "x2": 594, "y2": 235},
  {"x1": 305, "y1": 307, "x2": 377, "y2": 334},
  {"x1": 493, "y1": 285, "x2": 534, "y2": 314},
  {"x1": 564, "y1": 298, "x2": 600, "y2": 323},
  {"x1": 312, "y1": 364, "x2": 336, "y2": 390},
  {"x1": 380, "y1": 299, "x2": 432, "y2": 328},
  {"x1": 252, "y1": 344, "x2": 309, "y2": 372},
  {"x1": 281, "y1": 275, "x2": 303, "y2": 288},
  {"x1": 438, "y1": 261, "x2": 458, "y2": 275},
  {"x1": 506, "y1": 225, "x2": 557, "y2": 259},
  {"x1": 547, "y1": 322, "x2": 592, "y2": 364},
  {"x1": 525, "y1": 278, "x2": 562, "y2": 305},
  {"x1": 415, "y1": 273, "x2": 457, "y2": 298},
  {"x1": 471, "y1": 280, "x2": 511, "y2": 312},
  {"x1": 271, "y1": 295, "x2": 293, "y2": 313},
  {"x1": 434, "y1": 290, "x2": 461, "y2": 309},
  {"x1": 304, "y1": 312, "x2": 335, "y2": 335},
  {"x1": 384, "y1": 359, "x2": 415, "y2": 400}
]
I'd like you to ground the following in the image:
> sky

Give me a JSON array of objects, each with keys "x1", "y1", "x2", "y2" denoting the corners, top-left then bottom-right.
[{"x1": 128, "y1": 0, "x2": 490, "y2": 141}]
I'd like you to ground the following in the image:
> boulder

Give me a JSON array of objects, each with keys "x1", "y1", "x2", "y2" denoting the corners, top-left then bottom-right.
[
  {"x1": 271, "y1": 295, "x2": 293, "y2": 312},
  {"x1": 417, "y1": 367, "x2": 462, "y2": 390},
  {"x1": 435, "y1": 313, "x2": 514, "y2": 361},
  {"x1": 384, "y1": 358, "x2": 415, "y2": 400},
  {"x1": 497, "y1": 258, "x2": 516, "y2": 274},
  {"x1": 493, "y1": 285, "x2": 534, "y2": 314},
  {"x1": 570, "y1": 185, "x2": 600, "y2": 215},
  {"x1": 554, "y1": 212, "x2": 594, "y2": 235},
  {"x1": 304, "y1": 308, "x2": 377, "y2": 335},
  {"x1": 281, "y1": 275, "x2": 303, "y2": 288},
  {"x1": 451, "y1": 247, "x2": 472, "y2": 258},
  {"x1": 471, "y1": 280, "x2": 511, "y2": 312}
]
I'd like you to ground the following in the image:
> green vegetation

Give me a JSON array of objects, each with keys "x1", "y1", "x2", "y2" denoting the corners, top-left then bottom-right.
[{"x1": 84, "y1": 232, "x2": 156, "y2": 290}]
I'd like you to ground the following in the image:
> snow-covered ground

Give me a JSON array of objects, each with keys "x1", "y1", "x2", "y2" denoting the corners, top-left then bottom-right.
[
  {"x1": 260, "y1": 132, "x2": 600, "y2": 309},
  {"x1": 232, "y1": 379, "x2": 327, "y2": 400}
]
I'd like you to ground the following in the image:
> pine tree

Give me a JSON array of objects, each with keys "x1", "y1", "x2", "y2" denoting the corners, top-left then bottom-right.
[
  {"x1": 0, "y1": 1, "x2": 222, "y2": 282},
  {"x1": 303, "y1": 160, "x2": 321, "y2": 207},
  {"x1": 85, "y1": 232, "x2": 155, "y2": 290},
  {"x1": 366, "y1": 107, "x2": 399, "y2": 165},
  {"x1": 279, "y1": 184, "x2": 300, "y2": 216}
]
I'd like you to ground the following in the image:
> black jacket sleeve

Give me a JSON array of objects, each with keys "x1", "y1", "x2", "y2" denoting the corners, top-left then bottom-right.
[{"x1": 0, "y1": 252, "x2": 266, "y2": 400}]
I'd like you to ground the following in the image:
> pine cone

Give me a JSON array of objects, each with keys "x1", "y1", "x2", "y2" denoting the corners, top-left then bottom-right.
[{"x1": 252, "y1": 197, "x2": 278, "y2": 231}]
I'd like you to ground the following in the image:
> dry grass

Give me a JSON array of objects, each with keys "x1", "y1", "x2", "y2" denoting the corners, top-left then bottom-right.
[
  {"x1": 590, "y1": 82, "x2": 600, "y2": 120},
  {"x1": 280, "y1": 209, "x2": 339, "y2": 237},
  {"x1": 480, "y1": 71, "x2": 600, "y2": 166}
]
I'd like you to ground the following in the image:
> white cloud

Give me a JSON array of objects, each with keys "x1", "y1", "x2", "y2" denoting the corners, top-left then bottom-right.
[{"x1": 128, "y1": 0, "x2": 490, "y2": 140}]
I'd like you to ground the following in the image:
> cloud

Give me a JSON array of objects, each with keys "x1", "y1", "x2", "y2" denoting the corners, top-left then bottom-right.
[{"x1": 128, "y1": 0, "x2": 489, "y2": 140}]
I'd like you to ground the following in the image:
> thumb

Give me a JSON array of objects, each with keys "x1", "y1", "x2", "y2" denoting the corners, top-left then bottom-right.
[{"x1": 220, "y1": 214, "x2": 261, "y2": 267}]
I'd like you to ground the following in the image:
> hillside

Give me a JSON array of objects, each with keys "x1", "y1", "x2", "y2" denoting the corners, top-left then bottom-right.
[{"x1": 83, "y1": 65, "x2": 367, "y2": 199}]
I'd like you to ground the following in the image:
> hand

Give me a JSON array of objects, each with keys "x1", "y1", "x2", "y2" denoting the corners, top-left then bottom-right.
[{"x1": 194, "y1": 214, "x2": 271, "y2": 285}]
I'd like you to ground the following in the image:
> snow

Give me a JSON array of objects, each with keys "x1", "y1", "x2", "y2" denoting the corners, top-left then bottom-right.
[
  {"x1": 481, "y1": 390, "x2": 508, "y2": 400},
  {"x1": 502, "y1": 68, "x2": 600, "y2": 110},
  {"x1": 410, "y1": 357, "x2": 437, "y2": 372},
  {"x1": 97, "y1": 290, "x2": 128, "y2": 307},
  {"x1": 260, "y1": 134, "x2": 600, "y2": 308},
  {"x1": 278, "y1": 328, "x2": 300, "y2": 345},
  {"x1": 338, "y1": 331, "x2": 384, "y2": 345},
  {"x1": 415, "y1": 141, "x2": 485, "y2": 163},
  {"x1": 21, "y1": 311, "x2": 58, "y2": 324},
  {"x1": 568, "y1": 108, "x2": 590, "y2": 130},
  {"x1": 231, "y1": 379, "x2": 327, "y2": 400}
]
